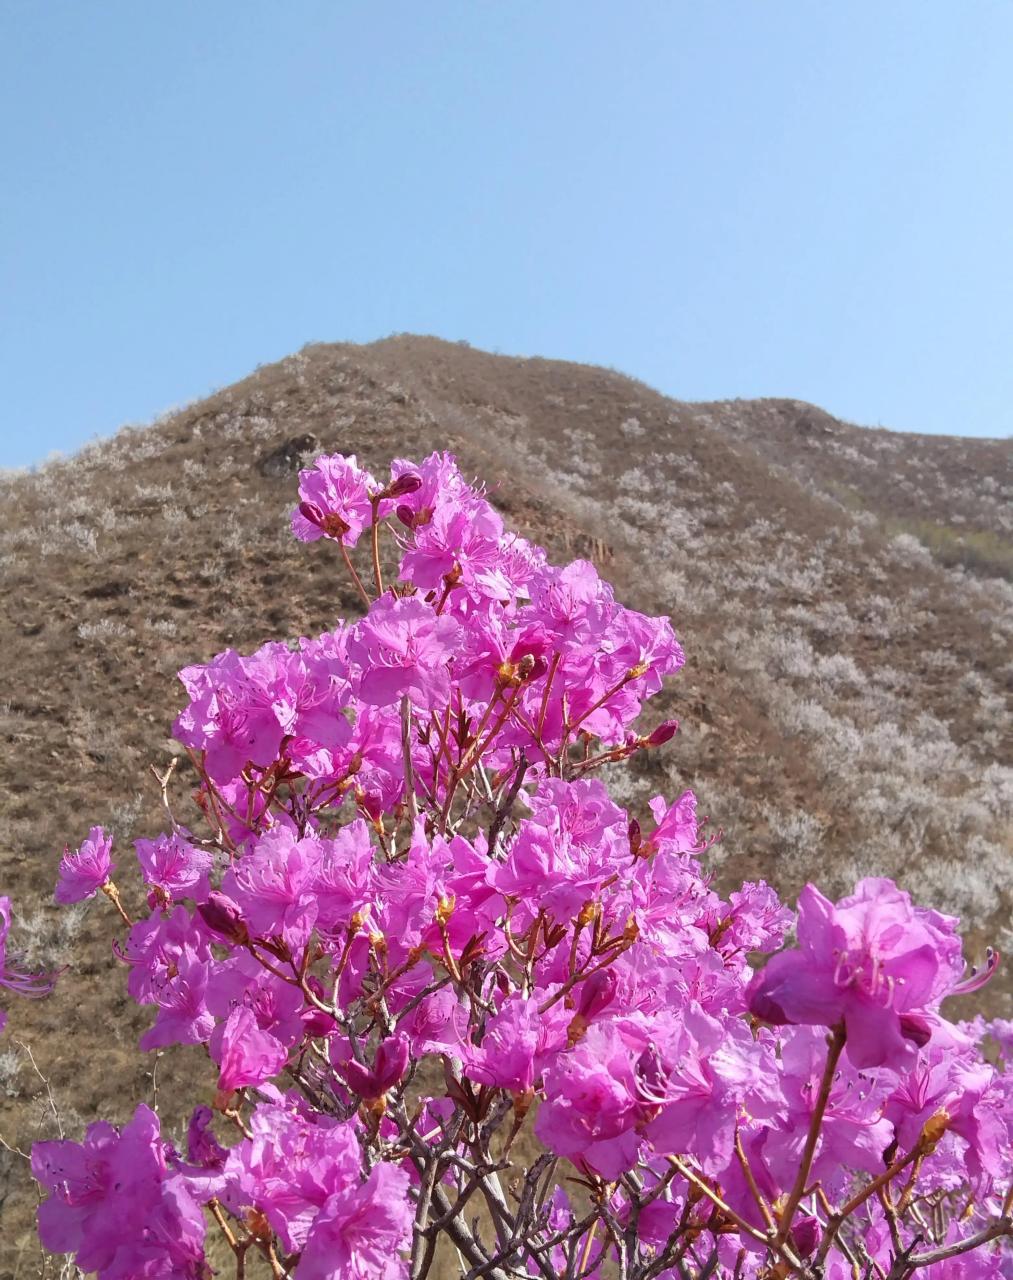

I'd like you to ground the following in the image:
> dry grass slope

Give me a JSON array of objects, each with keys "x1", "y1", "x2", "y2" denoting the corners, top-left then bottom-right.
[{"x1": 0, "y1": 335, "x2": 1010, "y2": 1274}]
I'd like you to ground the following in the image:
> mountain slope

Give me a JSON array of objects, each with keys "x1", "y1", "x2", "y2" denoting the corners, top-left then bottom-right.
[{"x1": 0, "y1": 335, "x2": 1010, "y2": 1263}]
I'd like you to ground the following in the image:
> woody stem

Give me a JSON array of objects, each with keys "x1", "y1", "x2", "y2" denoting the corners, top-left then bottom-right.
[
  {"x1": 777, "y1": 1024, "x2": 846, "y2": 1243},
  {"x1": 339, "y1": 542, "x2": 372, "y2": 607}
]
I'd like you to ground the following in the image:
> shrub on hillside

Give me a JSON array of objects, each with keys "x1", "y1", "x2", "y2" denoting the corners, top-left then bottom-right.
[{"x1": 3, "y1": 451, "x2": 1012, "y2": 1278}]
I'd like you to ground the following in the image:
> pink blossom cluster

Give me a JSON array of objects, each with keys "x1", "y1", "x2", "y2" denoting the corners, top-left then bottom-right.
[{"x1": 20, "y1": 451, "x2": 1013, "y2": 1279}]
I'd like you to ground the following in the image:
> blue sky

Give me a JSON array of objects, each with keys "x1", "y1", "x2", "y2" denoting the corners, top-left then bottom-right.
[{"x1": 2, "y1": 3, "x2": 1012, "y2": 466}]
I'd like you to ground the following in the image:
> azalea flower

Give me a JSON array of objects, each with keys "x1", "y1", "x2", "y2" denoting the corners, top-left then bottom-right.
[
  {"x1": 747, "y1": 878, "x2": 971, "y2": 1068},
  {"x1": 55, "y1": 826, "x2": 114, "y2": 904}
]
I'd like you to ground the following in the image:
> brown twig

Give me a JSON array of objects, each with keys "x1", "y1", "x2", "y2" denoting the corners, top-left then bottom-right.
[{"x1": 776, "y1": 1025, "x2": 845, "y2": 1242}]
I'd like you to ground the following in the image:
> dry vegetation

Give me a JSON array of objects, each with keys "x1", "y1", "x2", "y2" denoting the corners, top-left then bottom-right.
[{"x1": 0, "y1": 336, "x2": 1010, "y2": 1274}]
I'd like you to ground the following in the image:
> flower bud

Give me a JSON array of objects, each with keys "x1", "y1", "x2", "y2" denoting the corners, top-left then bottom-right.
[
  {"x1": 299, "y1": 501, "x2": 351, "y2": 539},
  {"x1": 198, "y1": 893, "x2": 249, "y2": 945},
  {"x1": 385, "y1": 473, "x2": 422, "y2": 499},
  {"x1": 302, "y1": 976, "x2": 336, "y2": 1037},
  {"x1": 644, "y1": 719, "x2": 679, "y2": 747},
  {"x1": 566, "y1": 1013, "x2": 589, "y2": 1047},
  {"x1": 919, "y1": 1109, "x2": 950, "y2": 1152},
  {"x1": 187, "y1": 1105, "x2": 228, "y2": 1169},
  {"x1": 298, "y1": 501, "x2": 324, "y2": 529},
  {"x1": 512, "y1": 1088, "x2": 535, "y2": 1120},
  {"x1": 791, "y1": 1215, "x2": 821, "y2": 1259},
  {"x1": 575, "y1": 901, "x2": 598, "y2": 929},
  {"x1": 628, "y1": 818, "x2": 642, "y2": 856},
  {"x1": 899, "y1": 1012, "x2": 932, "y2": 1048},
  {"x1": 374, "y1": 1032, "x2": 410, "y2": 1092},
  {"x1": 343, "y1": 1033, "x2": 410, "y2": 1100},
  {"x1": 303, "y1": 1006, "x2": 336, "y2": 1038},
  {"x1": 576, "y1": 969, "x2": 618, "y2": 1020}
]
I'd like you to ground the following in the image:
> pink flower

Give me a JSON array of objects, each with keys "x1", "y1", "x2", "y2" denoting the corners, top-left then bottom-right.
[
  {"x1": 884, "y1": 1042, "x2": 1008, "y2": 1181},
  {"x1": 32, "y1": 1104, "x2": 207, "y2": 1278},
  {"x1": 140, "y1": 947, "x2": 216, "y2": 1050},
  {"x1": 493, "y1": 779, "x2": 629, "y2": 923},
  {"x1": 135, "y1": 831, "x2": 213, "y2": 901},
  {"x1": 223, "y1": 1100, "x2": 362, "y2": 1252},
  {"x1": 713, "y1": 881, "x2": 794, "y2": 959},
  {"x1": 291, "y1": 453, "x2": 377, "y2": 546},
  {"x1": 399, "y1": 496, "x2": 514, "y2": 602},
  {"x1": 389, "y1": 451, "x2": 470, "y2": 522},
  {"x1": 205, "y1": 951, "x2": 305, "y2": 1048},
  {"x1": 536, "y1": 1019, "x2": 649, "y2": 1178},
  {"x1": 314, "y1": 819, "x2": 377, "y2": 937},
  {"x1": 349, "y1": 595, "x2": 462, "y2": 711},
  {"x1": 214, "y1": 1005, "x2": 288, "y2": 1094},
  {"x1": 173, "y1": 648, "x2": 287, "y2": 783},
  {"x1": 55, "y1": 826, "x2": 113, "y2": 904},
  {"x1": 530, "y1": 559, "x2": 612, "y2": 642},
  {"x1": 748, "y1": 878, "x2": 967, "y2": 1069},
  {"x1": 645, "y1": 790, "x2": 708, "y2": 855},
  {"x1": 119, "y1": 904, "x2": 214, "y2": 1003},
  {"x1": 222, "y1": 827, "x2": 321, "y2": 948},
  {"x1": 759, "y1": 1026, "x2": 895, "y2": 1197},
  {"x1": 642, "y1": 1010, "x2": 780, "y2": 1176},
  {"x1": 298, "y1": 1162, "x2": 413, "y2": 1280},
  {"x1": 463, "y1": 996, "x2": 560, "y2": 1094}
]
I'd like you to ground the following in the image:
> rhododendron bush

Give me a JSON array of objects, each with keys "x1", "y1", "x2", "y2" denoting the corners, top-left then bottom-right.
[{"x1": 5, "y1": 450, "x2": 1012, "y2": 1279}]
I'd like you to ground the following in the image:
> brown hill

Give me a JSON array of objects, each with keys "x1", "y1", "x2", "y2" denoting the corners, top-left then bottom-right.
[{"x1": 0, "y1": 335, "x2": 1010, "y2": 1270}]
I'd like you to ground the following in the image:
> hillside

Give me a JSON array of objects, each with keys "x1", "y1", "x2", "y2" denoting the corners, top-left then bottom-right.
[{"x1": 0, "y1": 335, "x2": 1010, "y2": 1270}]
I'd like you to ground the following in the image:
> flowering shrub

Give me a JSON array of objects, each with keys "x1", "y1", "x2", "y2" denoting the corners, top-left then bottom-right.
[{"x1": 7, "y1": 449, "x2": 1012, "y2": 1278}]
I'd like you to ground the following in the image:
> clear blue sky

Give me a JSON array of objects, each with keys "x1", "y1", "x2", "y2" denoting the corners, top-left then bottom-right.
[{"x1": 2, "y1": 2, "x2": 1012, "y2": 466}]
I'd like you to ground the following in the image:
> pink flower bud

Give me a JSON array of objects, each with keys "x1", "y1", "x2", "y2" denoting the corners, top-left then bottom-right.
[
  {"x1": 791, "y1": 1215, "x2": 821, "y2": 1259},
  {"x1": 628, "y1": 818, "x2": 642, "y2": 856},
  {"x1": 898, "y1": 1013, "x2": 933, "y2": 1048},
  {"x1": 342, "y1": 1033, "x2": 410, "y2": 1100},
  {"x1": 385, "y1": 473, "x2": 422, "y2": 498},
  {"x1": 198, "y1": 892, "x2": 249, "y2": 945},
  {"x1": 186, "y1": 1105, "x2": 228, "y2": 1169},
  {"x1": 298, "y1": 500, "x2": 325, "y2": 528},
  {"x1": 374, "y1": 1032, "x2": 410, "y2": 1092},
  {"x1": 576, "y1": 969, "x2": 617, "y2": 1021},
  {"x1": 302, "y1": 976, "x2": 336, "y2": 1037},
  {"x1": 645, "y1": 719, "x2": 679, "y2": 747}
]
